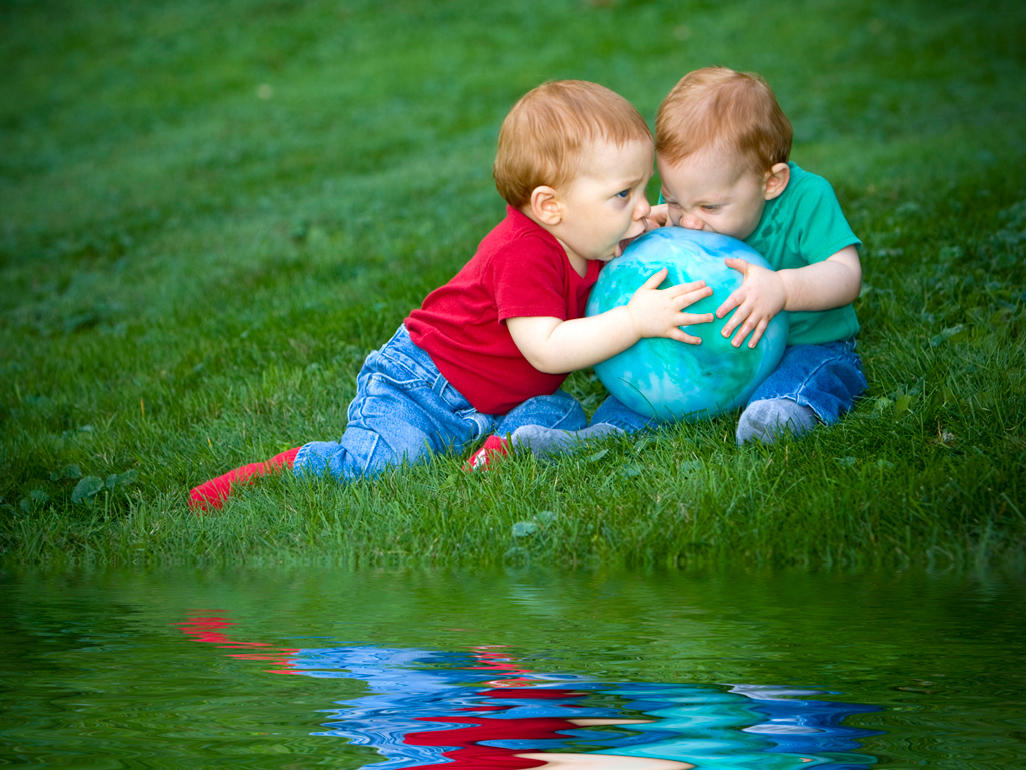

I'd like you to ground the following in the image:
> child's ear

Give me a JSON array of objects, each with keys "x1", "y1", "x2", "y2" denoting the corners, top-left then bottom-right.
[
  {"x1": 763, "y1": 162, "x2": 790, "y2": 201},
  {"x1": 529, "y1": 185, "x2": 563, "y2": 225}
]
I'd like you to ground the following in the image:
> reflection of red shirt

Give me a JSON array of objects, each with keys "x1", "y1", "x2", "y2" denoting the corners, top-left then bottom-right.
[
  {"x1": 406, "y1": 206, "x2": 601, "y2": 414},
  {"x1": 404, "y1": 687, "x2": 589, "y2": 770},
  {"x1": 405, "y1": 715, "x2": 582, "y2": 769}
]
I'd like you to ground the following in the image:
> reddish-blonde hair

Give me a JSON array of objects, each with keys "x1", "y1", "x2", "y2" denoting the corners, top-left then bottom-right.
[
  {"x1": 656, "y1": 67, "x2": 792, "y2": 174},
  {"x1": 494, "y1": 80, "x2": 652, "y2": 208}
]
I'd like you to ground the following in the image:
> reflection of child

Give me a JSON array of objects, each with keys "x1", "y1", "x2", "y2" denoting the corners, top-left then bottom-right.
[
  {"x1": 178, "y1": 616, "x2": 693, "y2": 769},
  {"x1": 178, "y1": 616, "x2": 877, "y2": 768},
  {"x1": 511, "y1": 66, "x2": 867, "y2": 454},
  {"x1": 189, "y1": 80, "x2": 712, "y2": 508},
  {"x1": 654, "y1": 66, "x2": 867, "y2": 444}
]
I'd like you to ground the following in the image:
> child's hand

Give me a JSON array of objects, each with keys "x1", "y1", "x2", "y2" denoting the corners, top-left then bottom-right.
[
  {"x1": 716, "y1": 258, "x2": 786, "y2": 348},
  {"x1": 627, "y1": 268, "x2": 714, "y2": 345},
  {"x1": 644, "y1": 203, "x2": 670, "y2": 230}
]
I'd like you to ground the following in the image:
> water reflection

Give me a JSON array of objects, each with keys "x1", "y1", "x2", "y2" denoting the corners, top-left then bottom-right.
[
  {"x1": 5, "y1": 567, "x2": 1026, "y2": 767},
  {"x1": 179, "y1": 612, "x2": 879, "y2": 768}
]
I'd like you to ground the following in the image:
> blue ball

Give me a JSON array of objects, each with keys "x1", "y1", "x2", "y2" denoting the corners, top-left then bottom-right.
[{"x1": 586, "y1": 227, "x2": 788, "y2": 421}]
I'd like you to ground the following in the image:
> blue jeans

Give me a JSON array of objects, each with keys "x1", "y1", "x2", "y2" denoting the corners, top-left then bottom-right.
[
  {"x1": 592, "y1": 339, "x2": 867, "y2": 432},
  {"x1": 294, "y1": 325, "x2": 586, "y2": 481}
]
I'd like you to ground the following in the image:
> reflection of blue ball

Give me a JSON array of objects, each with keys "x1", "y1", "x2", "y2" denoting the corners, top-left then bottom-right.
[{"x1": 586, "y1": 228, "x2": 788, "y2": 421}]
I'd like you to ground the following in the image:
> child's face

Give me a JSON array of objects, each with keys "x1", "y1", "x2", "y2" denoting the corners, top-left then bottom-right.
[
  {"x1": 552, "y1": 138, "x2": 654, "y2": 267},
  {"x1": 657, "y1": 146, "x2": 773, "y2": 241}
]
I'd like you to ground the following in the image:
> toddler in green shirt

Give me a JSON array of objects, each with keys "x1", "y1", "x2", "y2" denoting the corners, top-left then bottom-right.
[{"x1": 651, "y1": 66, "x2": 866, "y2": 443}]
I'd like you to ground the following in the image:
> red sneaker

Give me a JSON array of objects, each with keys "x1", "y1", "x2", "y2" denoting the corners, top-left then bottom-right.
[{"x1": 463, "y1": 435, "x2": 509, "y2": 472}]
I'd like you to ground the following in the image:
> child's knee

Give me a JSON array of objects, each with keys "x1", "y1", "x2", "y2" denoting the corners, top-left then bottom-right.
[{"x1": 295, "y1": 428, "x2": 415, "y2": 481}]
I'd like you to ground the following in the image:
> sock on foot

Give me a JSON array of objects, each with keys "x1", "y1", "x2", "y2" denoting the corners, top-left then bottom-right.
[
  {"x1": 510, "y1": 422, "x2": 624, "y2": 459},
  {"x1": 736, "y1": 399, "x2": 817, "y2": 445},
  {"x1": 189, "y1": 446, "x2": 301, "y2": 511}
]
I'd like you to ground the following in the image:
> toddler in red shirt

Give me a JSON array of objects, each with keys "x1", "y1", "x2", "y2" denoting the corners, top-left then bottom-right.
[{"x1": 190, "y1": 80, "x2": 713, "y2": 509}]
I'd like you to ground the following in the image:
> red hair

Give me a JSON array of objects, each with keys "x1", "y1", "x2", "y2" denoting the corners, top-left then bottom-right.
[
  {"x1": 494, "y1": 80, "x2": 652, "y2": 208},
  {"x1": 656, "y1": 67, "x2": 792, "y2": 174}
]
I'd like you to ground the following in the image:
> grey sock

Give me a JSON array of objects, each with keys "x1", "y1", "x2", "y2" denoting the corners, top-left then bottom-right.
[
  {"x1": 736, "y1": 398, "x2": 818, "y2": 445},
  {"x1": 510, "y1": 422, "x2": 624, "y2": 459}
]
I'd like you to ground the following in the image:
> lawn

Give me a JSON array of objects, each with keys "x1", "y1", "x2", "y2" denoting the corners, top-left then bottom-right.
[{"x1": 2, "y1": 0, "x2": 1024, "y2": 570}]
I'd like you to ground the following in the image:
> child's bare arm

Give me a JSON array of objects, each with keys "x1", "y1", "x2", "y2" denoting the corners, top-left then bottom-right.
[
  {"x1": 717, "y1": 245, "x2": 862, "y2": 349},
  {"x1": 507, "y1": 269, "x2": 713, "y2": 374}
]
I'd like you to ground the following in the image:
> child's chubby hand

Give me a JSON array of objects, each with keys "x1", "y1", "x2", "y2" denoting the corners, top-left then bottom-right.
[
  {"x1": 716, "y1": 258, "x2": 787, "y2": 349},
  {"x1": 644, "y1": 203, "x2": 671, "y2": 230},
  {"x1": 626, "y1": 268, "x2": 714, "y2": 345}
]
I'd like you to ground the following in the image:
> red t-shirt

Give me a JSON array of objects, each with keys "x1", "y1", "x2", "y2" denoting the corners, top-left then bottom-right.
[{"x1": 406, "y1": 206, "x2": 601, "y2": 414}]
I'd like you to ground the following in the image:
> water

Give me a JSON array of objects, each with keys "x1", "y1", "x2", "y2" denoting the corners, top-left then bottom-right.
[{"x1": 1, "y1": 567, "x2": 1024, "y2": 768}]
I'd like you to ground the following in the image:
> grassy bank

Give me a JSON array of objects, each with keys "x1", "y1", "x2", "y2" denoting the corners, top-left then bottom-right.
[{"x1": 2, "y1": 0, "x2": 1024, "y2": 570}]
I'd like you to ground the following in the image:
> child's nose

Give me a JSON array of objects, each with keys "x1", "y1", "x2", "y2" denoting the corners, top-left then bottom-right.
[
  {"x1": 634, "y1": 197, "x2": 651, "y2": 220},
  {"x1": 679, "y1": 211, "x2": 703, "y2": 230}
]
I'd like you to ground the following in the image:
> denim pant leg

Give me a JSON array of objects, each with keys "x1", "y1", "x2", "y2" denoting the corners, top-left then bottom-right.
[
  {"x1": 492, "y1": 389, "x2": 587, "y2": 437},
  {"x1": 591, "y1": 394, "x2": 659, "y2": 434},
  {"x1": 745, "y1": 339, "x2": 868, "y2": 425},
  {"x1": 295, "y1": 326, "x2": 492, "y2": 481}
]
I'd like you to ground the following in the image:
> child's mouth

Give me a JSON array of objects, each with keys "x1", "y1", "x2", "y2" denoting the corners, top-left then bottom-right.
[{"x1": 616, "y1": 232, "x2": 643, "y2": 257}]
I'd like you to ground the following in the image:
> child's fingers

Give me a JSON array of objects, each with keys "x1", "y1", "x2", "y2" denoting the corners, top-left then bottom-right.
[
  {"x1": 731, "y1": 315, "x2": 768, "y2": 349},
  {"x1": 742, "y1": 323, "x2": 767, "y2": 349},
  {"x1": 715, "y1": 289, "x2": 742, "y2": 319},
  {"x1": 719, "y1": 305, "x2": 748, "y2": 340},
  {"x1": 640, "y1": 268, "x2": 669, "y2": 289},
  {"x1": 646, "y1": 204, "x2": 670, "y2": 228},
  {"x1": 722, "y1": 306, "x2": 766, "y2": 349},
  {"x1": 679, "y1": 310, "x2": 714, "y2": 328},
  {"x1": 674, "y1": 282, "x2": 712, "y2": 308},
  {"x1": 667, "y1": 326, "x2": 705, "y2": 345},
  {"x1": 723, "y1": 256, "x2": 751, "y2": 273},
  {"x1": 729, "y1": 329, "x2": 759, "y2": 349},
  {"x1": 673, "y1": 279, "x2": 709, "y2": 293}
]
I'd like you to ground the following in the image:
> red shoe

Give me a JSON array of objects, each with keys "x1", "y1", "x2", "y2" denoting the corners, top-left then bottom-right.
[
  {"x1": 463, "y1": 435, "x2": 509, "y2": 472},
  {"x1": 190, "y1": 447, "x2": 300, "y2": 511}
]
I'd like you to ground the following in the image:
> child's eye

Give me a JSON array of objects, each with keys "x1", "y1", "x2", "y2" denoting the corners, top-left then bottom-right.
[
  {"x1": 701, "y1": 204, "x2": 721, "y2": 212},
  {"x1": 615, "y1": 189, "x2": 631, "y2": 199}
]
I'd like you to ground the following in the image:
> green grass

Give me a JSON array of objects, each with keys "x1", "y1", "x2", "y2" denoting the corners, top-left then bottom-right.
[{"x1": 2, "y1": 0, "x2": 1024, "y2": 571}]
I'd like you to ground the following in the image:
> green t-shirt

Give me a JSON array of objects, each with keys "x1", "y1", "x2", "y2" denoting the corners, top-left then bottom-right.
[{"x1": 746, "y1": 163, "x2": 861, "y2": 345}]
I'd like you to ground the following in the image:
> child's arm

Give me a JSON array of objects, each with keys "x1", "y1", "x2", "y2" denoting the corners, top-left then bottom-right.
[
  {"x1": 717, "y1": 245, "x2": 862, "y2": 349},
  {"x1": 507, "y1": 268, "x2": 714, "y2": 374}
]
